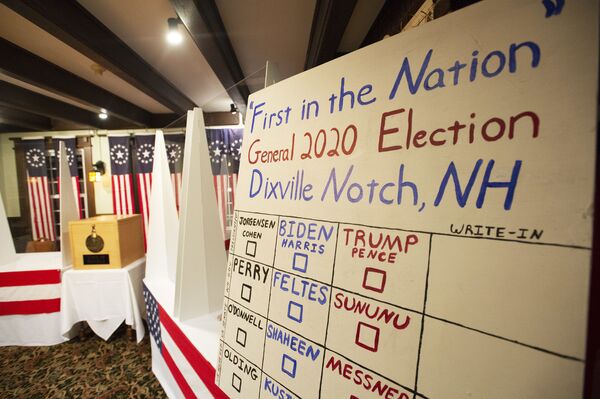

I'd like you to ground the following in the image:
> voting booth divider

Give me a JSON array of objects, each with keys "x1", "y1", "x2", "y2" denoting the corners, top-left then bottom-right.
[
  {"x1": 143, "y1": 110, "x2": 229, "y2": 399},
  {"x1": 0, "y1": 142, "x2": 79, "y2": 346},
  {"x1": 59, "y1": 142, "x2": 79, "y2": 268}
]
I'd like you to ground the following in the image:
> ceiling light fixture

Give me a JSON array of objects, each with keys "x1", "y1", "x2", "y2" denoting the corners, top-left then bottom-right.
[
  {"x1": 98, "y1": 109, "x2": 108, "y2": 120},
  {"x1": 90, "y1": 63, "x2": 106, "y2": 76},
  {"x1": 230, "y1": 103, "x2": 238, "y2": 114},
  {"x1": 167, "y1": 18, "x2": 183, "y2": 45}
]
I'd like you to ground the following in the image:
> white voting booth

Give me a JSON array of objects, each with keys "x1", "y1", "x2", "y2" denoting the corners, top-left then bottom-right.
[
  {"x1": 0, "y1": 142, "x2": 78, "y2": 346},
  {"x1": 144, "y1": 110, "x2": 229, "y2": 398},
  {"x1": 175, "y1": 109, "x2": 227, "y2": 320},
  {"x1": 214, "y1": 1, "x2": 598, "y2": 399},
  {"x1": 58, "y1": 143, "x2": 80, "y2": 268}
]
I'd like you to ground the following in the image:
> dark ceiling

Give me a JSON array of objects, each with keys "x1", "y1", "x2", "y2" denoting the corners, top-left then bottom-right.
[{"x1": 0, "y1": 0, "x2": 478, "y2": 134}]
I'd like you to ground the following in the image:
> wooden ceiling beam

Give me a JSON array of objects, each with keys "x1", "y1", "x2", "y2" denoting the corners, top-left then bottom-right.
[
  {"x1": 0, "y1": 106, "x2": 52, "y2": 131},
  {"x1": 0, "y1": 123, "x2": 32, "y2": 133},
  {"x1": 304, "y1": 0, "x2": 358, "y2": 70},
  {"x1": 0, "y1": 38, "x2": 152, "y2": 127},
  {"x1": 0, "y1": 0, "x2": 196, "y2": 114},
  {"x1": 0, "y1": 81, "x2": 131, "y2": 130},
  {"x1": 170, "y1": 0, "x2": 250, "y2": 112}
]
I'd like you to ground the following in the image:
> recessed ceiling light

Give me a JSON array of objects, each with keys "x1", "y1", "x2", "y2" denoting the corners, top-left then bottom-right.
[{"x1": 98, "y1": 112, "x2": 108, "y2": 120}]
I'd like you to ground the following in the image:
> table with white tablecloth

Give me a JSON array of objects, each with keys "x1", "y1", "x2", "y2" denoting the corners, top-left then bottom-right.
[{"x1": 60, "y1": 257, "x2": 146, "y2": 343}]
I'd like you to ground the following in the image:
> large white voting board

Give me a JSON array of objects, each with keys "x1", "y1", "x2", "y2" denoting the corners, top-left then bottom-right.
[{"x1": 216, "y1": 1, "x2": 598, "y2": 398}]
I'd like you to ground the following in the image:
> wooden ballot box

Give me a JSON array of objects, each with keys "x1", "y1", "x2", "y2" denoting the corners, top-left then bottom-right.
[{"x1": 69, "y1": 215, "x2": 144, "y2": 269}]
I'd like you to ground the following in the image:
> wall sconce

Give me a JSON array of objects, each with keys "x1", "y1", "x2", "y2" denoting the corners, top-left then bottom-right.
[
  {"x1": 167, "y1": 17, "x2": 183, "y2": 45},
  {"x1": 88, "y1": 160, "x2": 105, "y2": 182}
]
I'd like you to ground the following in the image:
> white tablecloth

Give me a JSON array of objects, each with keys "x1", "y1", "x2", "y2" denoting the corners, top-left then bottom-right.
[{"x1": 60, "y1": 258, "x2": 146, "y2": 343}]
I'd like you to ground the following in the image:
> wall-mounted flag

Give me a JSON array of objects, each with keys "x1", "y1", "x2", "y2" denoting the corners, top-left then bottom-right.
[
  {"x1": 165, "y1": 133, "x2": 185, "y2": 212},
  {"x1": 108, "y1": 135, "x2": 135, "y2": 215},
  {"x1": 206, "y1": 128, "x2": 243, "y2": 239},
  {"x1": 22, "y1": 139, "x2": 55, "y2": 241},
  {"x1": 134, "y1": 134, "x2": 155, "y2": 243}
]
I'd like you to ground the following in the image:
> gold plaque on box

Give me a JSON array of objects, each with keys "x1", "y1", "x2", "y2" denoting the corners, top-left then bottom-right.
[{"x1": 69, "y1": 215, "x2": 144, "y2": 269}]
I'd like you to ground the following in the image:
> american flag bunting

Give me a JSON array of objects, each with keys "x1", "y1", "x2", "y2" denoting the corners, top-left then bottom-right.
[
  {"x1": 144, "y1": 284, "x2": 228, "y2": 399},
  {"x1": 0, "y1": 268, "x2": 61, "y2": 316}
]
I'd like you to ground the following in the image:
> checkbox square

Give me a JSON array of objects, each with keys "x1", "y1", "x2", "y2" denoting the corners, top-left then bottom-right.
[
  {"x1": 292, "y1": 252, "x2": 308, "y2": 273},
  {"x1": 362, "y1": 267, "x2": 387, "y2": 293},
  {"x1": 355, "y1": 321, "x2": 380, "y2": 352},
  {"x1": 241, "y1": 283, "x2": 252, "y2": 303},
  {"x1": 232, "y1": 373, "x2": 242, "y2": 392},
  {"x1": 281, "y1": 354, "x2": 297, "y2": 378},
  {"x1": 287, "y1": 301, "x2": 303, "y2": 323},
  {"x1": 245, "y1": 241, "x2": 257, "y2": 257},
  {"x1": 236, "y1": 328, "x2": 247, "y2": 347}
]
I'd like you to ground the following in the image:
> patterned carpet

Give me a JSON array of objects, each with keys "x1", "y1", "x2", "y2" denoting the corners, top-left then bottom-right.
[{"x1": 0, "y1": 324, "x2": 167, "y2": 398}]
